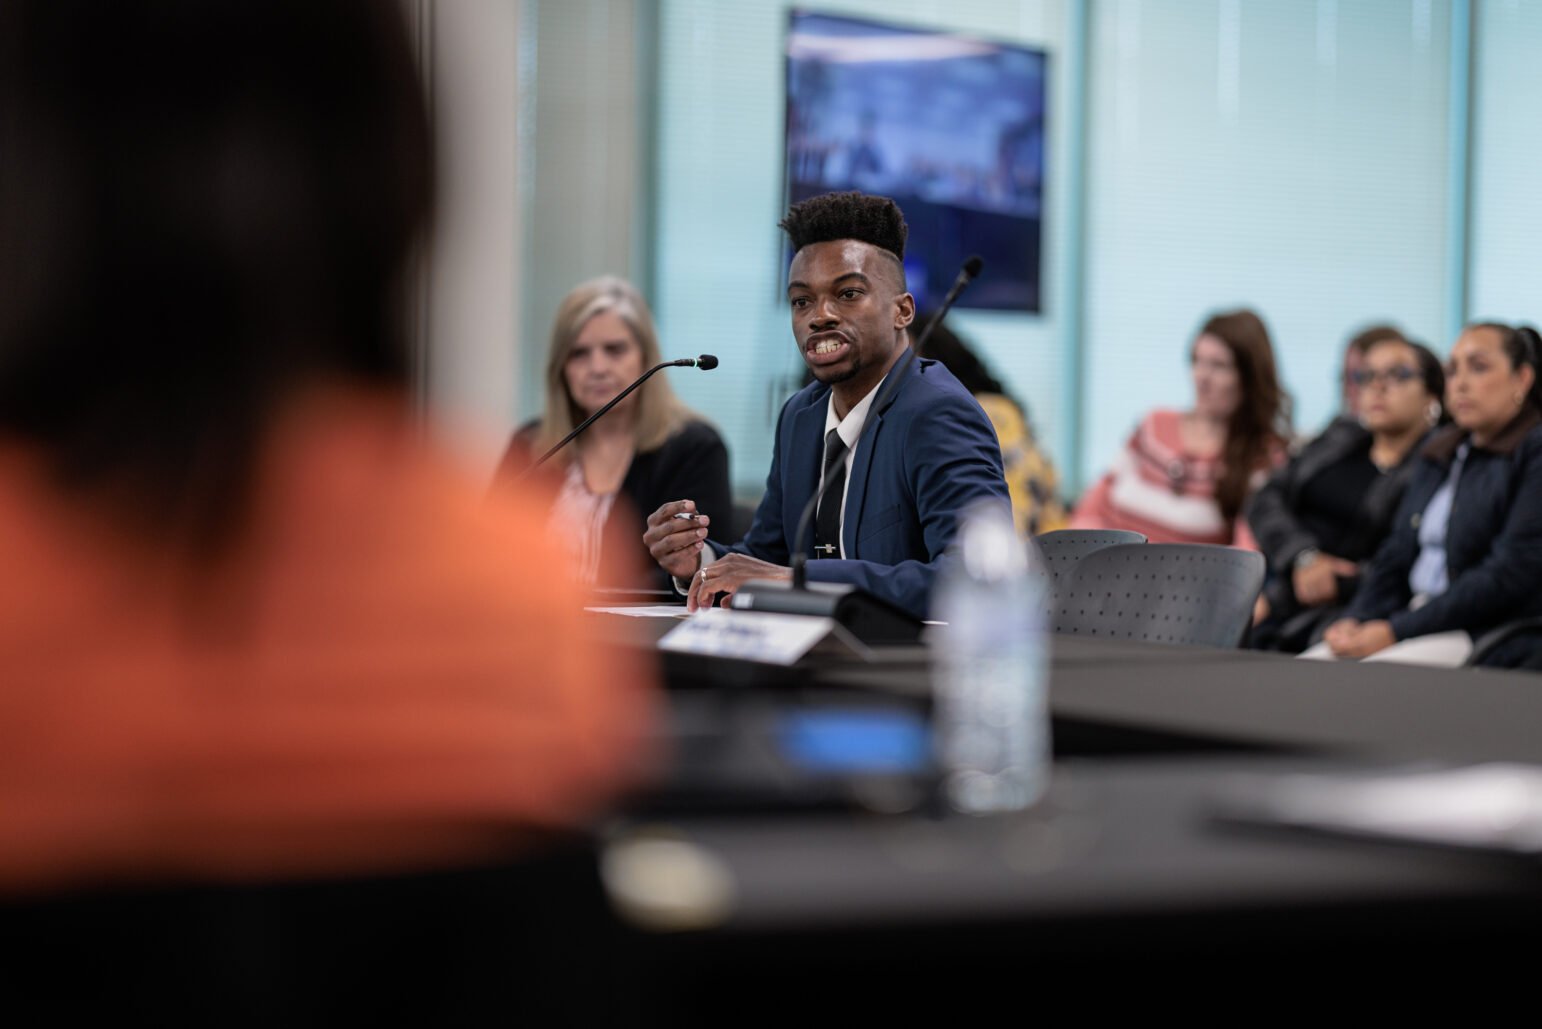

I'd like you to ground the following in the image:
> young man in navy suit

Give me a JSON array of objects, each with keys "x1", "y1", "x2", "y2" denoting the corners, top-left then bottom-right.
[{"x1": 643, "y1": 191, "x2": 1010, "y2": 619}]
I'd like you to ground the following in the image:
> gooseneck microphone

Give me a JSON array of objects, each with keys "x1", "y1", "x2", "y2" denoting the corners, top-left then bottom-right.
[
  {"x1": 788, "y1": 256, "x2": 984, "y2": 589},
  {"x1": 519, "y1": 355, "x2": 718, "y2": 477}
]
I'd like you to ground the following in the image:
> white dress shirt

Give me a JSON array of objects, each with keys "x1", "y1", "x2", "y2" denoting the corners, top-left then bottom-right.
[
  {"x1": 679, "y1": 373, "x2": 889, "y2": 590},
  {"x1": 817, "y1": 375, "x2": 883, "y2": 559}
]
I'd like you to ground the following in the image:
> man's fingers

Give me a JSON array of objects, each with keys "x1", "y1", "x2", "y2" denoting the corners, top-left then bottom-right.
[
  {"x1": 689, "y1": 559, "x2": 743, "y2": 610},
  {"x1": 661, "y1": 530, "x2": 704, "y2": 555},
  {"x1": 689, "y1": 568, "x2": 716, "y2": 612},
  {"x1": 647, "y1": 499, "x2": 697, "y2": 527},
  {"x1": 645, "y1": 519, "x2": 708, "y2": 551}
]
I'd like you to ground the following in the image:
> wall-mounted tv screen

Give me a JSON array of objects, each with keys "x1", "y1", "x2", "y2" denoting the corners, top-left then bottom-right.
[{"x1": 784, "y1": 10, "x2": 1047, "y2": 313}]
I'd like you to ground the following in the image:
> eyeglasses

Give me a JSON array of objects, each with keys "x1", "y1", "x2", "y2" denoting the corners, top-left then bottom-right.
[{"x1": 1349, "y1": 366, "x2": 1421, "y2": 388}]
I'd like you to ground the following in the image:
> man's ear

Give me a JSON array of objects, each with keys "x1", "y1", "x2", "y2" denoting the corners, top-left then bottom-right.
[{"x1": 894, "y1": 292, "x2": 915, "y2": 330}]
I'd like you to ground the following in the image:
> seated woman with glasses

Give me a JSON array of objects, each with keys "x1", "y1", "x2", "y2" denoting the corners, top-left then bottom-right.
[
  {"x1": 1247, "y1": 331, "x2": 1446, "y2": 652},
  {"x1": 1334, "y1": 324, "x2": 1401, "y2": 423},
  {"x1": 1302, "y1": 322, "x2": 1542, "y2": 667}
]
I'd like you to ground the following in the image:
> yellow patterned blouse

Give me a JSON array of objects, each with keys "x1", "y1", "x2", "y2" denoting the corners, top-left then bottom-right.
[{"x1": 974, "y1": 392, "x2": 1068, "y2": 537}]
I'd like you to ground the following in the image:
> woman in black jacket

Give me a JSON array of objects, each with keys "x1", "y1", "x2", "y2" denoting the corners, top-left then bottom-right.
[
  {"x1": 1247, "y1": 334, "x2": 1446, "y2": 651},
  {"x1": 496, "y1": 276, "x2": 730, "y2": 592},
  {"x1": 1304, "y1": 322, "x2": 1542, "y2": 666}
]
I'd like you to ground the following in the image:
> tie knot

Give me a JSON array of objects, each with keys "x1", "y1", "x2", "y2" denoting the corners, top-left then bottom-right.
[{"x1": 824, "y1": 428, "x2": 847, "y2": 470}]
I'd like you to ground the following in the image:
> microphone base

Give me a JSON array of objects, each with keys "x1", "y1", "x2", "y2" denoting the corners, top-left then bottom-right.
[{"x1": 730, "y1": 580, "x2": 923, "y2": 645}]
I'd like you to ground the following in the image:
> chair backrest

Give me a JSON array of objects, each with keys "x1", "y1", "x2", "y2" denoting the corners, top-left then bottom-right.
[
  {"x1": 1051, "y1": 543, "x2": 1265, "y2": 648},
  {"x1": 1031, "y1": 529, "x2": 1147, "y2": 584}
]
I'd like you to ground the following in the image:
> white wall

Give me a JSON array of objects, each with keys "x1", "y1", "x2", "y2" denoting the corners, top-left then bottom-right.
[
  {"x1": 421, "y1": 0, "x2": 1538, "y2": 494},
  {"x1": 516, "y1": 0, "x2": 651, "y2": 420},
  {"x1": 1081, "y1": 0, "x2": 1454, "y2": 485},
  {"x1": 1470, "y1": 0, "x2": 1542, "y2": 326},
  {"x1": 416, "y1": 0, "x2": 526, "y2": 479},
  {"x1": 653, "y1": 0, "x2": 1074, "y2": 497}
]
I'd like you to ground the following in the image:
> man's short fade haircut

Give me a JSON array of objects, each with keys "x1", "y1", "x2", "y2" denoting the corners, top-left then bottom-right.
[{"x1": 780, "y1": 191, "x2": 907, "y2": 263}]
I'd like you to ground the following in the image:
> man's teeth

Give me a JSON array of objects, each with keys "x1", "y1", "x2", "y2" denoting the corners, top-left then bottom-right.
[{"x1": 814, "y1": 340, "x2": 842, "y2": 355}]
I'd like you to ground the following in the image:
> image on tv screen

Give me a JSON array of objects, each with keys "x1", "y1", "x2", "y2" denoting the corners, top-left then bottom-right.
[{"x1": 784, "y1": 10, "x2": 1047, "y2": 313}]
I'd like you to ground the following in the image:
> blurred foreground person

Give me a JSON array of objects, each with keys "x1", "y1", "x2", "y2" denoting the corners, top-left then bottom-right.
[{"x1": 0, "y1": 0, "x2": 654, "y2": 896}]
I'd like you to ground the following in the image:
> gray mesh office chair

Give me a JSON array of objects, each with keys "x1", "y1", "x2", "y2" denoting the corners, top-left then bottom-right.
[
  {"x1": 1051, "y1": 543, "x2": 1265, "y2": 648},
  {"x1": 1465, "y1": 616, "x2": 1542, "y2": 667},
  {"x1": 1032, "y1": 529, "x2": 1147, "y2": 584},
  {"x1": 1032, "y1": 529, "x2": 1147, "y2": 622}
]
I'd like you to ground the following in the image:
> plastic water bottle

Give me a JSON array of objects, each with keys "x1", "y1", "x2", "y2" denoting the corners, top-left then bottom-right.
[{"x1": 931, "y1": 500, "x2": 1051, "y2": 814}]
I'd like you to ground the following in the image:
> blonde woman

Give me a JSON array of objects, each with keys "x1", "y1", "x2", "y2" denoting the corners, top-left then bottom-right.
[{"x1": 498, "y1": 276, "x2": 730, "y2": 590}]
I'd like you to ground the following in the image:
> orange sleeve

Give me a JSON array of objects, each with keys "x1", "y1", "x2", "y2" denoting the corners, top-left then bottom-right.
[
  {"x1": 0, "y1": 402, "x2": 661, "y2": 892},
  {"x1": 143, "y1": 451, "x2": 666, "y2": 882}
]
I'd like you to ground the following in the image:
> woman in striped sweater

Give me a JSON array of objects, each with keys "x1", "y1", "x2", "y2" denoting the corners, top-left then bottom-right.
[{"x1": 1071, "y1": 309, "x2": 1290, "y2": 548}]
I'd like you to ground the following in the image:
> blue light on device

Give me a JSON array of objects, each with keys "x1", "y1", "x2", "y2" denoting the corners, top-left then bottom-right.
[{"x1": 777, "y1": 709, "x2": 932, "y2": 775}]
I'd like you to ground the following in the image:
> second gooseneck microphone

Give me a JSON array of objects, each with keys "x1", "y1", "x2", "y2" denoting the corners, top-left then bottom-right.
[
  {"x1": 789, "y1": 256, "x2": 984, "y2": 589},
  {"x1": 521, "y1": 355, "x2": 718, "y2": 476}
]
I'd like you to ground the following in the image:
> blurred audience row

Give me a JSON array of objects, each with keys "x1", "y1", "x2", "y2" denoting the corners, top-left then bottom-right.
[
  {"x1": 1062, "y1": 312, "x2": 1542, "y2": 669},
  {"x1": 514, "y1": 272, "x2": 1542, "y2": 670}
]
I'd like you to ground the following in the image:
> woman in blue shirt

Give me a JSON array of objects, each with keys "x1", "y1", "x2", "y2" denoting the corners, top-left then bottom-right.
[{"x1": 1304, "y1": 322, "x2": 1542, "y2": 666}]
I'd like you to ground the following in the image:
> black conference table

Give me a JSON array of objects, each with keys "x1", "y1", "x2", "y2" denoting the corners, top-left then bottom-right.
[{"x1": 593, "y1": 612, "x2": 1542, "y2": 1017}]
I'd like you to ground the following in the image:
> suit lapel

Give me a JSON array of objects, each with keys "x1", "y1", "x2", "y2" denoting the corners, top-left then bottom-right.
[
  {"x1": 789, "y1": 396, "x2": 828, "y2": 559},
  {"x1": 844, "y1": 360, "x2": 917, "y2": 558},
  {"x1": 844, "y1": 410, "x2": 879, "y2": 558}
]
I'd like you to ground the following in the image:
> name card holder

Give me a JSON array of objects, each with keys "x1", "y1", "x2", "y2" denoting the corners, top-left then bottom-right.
[
  {"x1": 658, "y1": 608, "x2": 874, "y2": 666},
  {"x1": 729, "y1": 579, "x2": 924, "y2": 645}
]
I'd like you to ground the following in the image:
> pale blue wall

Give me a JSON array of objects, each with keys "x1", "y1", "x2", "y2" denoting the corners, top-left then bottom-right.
[
  {"x1": 653, "y1": 0, "x2": 1074, "y2": 496},
  {"x1": 1469, "y1": 0, "x2": 1542, "y2": 326},
  {"x1": 526, "y1": 0, "x2": 1538, "y2": 501},
  {"x1": 1081, "y1": 0, "x2": 1454, "y2": 486}
]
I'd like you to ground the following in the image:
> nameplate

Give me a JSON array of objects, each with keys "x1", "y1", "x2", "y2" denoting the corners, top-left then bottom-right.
[{"x1": 658, "y1": 608, "x2": 872, "y2": 666}]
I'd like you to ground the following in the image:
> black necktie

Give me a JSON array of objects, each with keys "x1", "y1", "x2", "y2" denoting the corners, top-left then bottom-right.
[{"x1": 813, "y1": 428, "x2": 847, "y2": 559}]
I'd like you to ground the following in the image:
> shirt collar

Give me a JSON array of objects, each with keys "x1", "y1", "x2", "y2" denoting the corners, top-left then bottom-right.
[
  {"x1": 823, "y1": 371, "x2": 888, "y2": 450},
  {"x1": 1422, "y1": 406, "x2": 1542, "y2": 463}
]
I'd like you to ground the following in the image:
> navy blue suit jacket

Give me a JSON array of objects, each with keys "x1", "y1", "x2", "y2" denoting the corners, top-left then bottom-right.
[{"x1": 717, "y1": 357, "x2": 1010, "y2": 618}]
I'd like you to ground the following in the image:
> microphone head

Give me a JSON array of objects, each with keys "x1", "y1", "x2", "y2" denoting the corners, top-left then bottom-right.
[
  {"x1": 962, "y1": 255, "x2": 985, "y2": 281},
  {"x1": 695, "y1": 354, "x2": 719, "y2": 370}
]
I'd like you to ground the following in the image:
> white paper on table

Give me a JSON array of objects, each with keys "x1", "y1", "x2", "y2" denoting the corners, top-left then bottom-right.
[
  {"x1": 585, "y1": 605, "x2": 694, "y2": 618},
  {"x1": 658, "y1": 608, "x2": 871, "y2": 665}
]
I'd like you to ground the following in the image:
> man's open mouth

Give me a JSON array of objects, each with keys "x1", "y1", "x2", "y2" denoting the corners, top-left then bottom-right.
[{"x1": 806, "y1": 334, "x2": 850, "y2": 363}]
